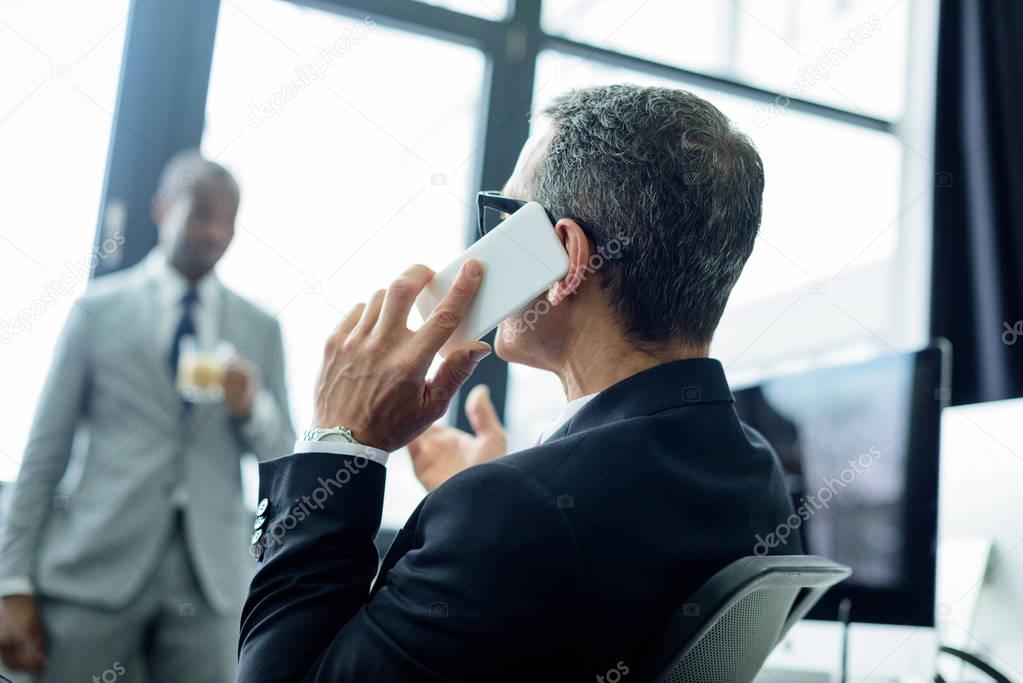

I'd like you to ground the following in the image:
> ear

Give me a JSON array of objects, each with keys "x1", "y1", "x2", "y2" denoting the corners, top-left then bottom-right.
[
  {"x1": 548, "y1": 218, "x2": 593, "y2": 307},
  {"x1": 151, "y1": 196, "x2": 167, "y2": 227}
]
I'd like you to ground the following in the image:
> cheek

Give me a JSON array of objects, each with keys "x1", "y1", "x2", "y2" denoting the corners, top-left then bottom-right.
[
  {"x1": 495, "y1": 318, "x2": 527, "y2": 360},
  {"x1": 495, "y1": 319, "x2": 516, "y2": 355},
  {"x1": 495, "y1": 296, "x2": 550, "y2": 355},
  {"x1": 181, "y1": 219, "x2": 205, "y2": 245},
  {"x1": 213, "y1": 221, "x2": 235, "y2": 245}
]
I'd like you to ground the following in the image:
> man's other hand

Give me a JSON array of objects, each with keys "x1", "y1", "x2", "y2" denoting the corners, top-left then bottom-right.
[
  {"x1": 409, "y1": 384, "x2": 508, "y2": 491},
  {"x1": 312, "y1": 260, "x2": 490, "y2": 452},
  {"x1": 0, "y1": 595, "x2": 46, "y2": 673},
  {"x1": 224, "y1": 356, "x2": 260, "y2": 421}
]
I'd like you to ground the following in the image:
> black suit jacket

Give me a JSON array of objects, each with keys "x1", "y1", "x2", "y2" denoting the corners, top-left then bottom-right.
[{"x1": 238, "y1": 359, "x2": 801, "y2": 682}]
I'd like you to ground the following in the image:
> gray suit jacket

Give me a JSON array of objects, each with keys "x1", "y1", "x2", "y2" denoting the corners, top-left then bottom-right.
[{"x1": 0, "y1": 261, "x2": 295, "y2": 614}]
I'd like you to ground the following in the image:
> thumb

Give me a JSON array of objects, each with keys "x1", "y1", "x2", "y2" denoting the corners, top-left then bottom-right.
[
  {"x1": 28, "y1": 613, "x2": 47, "y2": 660},
  {"x1": 429, "y1": 341, "x2": 491, "y2": 409},
  {"x1": 407, "y1": 425, "x2": 440, "y2": 458},
  {"x1": 465, "y1": 384, "x2": 502, "y2": 437}
]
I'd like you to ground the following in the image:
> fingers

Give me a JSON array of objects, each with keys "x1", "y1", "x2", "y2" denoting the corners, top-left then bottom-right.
[
  {"x1": 332, "y1": 302, "x2": 366, "y2": 338},
  {"x1": 26, "y1": 629, "x2": 46, "y2": 672},
  {"x1": 407, "y1": 424, "x2": 442, "y2": 458},
  {"x1": 351, "y1": 289, "x2": 385, "y2": 338},
  {"x1": 224, "y1": 358, "x2": 252, "y2": 385},
  {"x1": 227, "y1": 355, "x2": 253, "y2": 373},
  {"x1": 413, "y1": 259, "x2": 484, "y2": 362},
  {"x1": 379, "y1": 264, "x2": 435, "y2": 332},
  {"x1": 0, "y1": 633, "x2": 17, "y2": 669},
  {"x1": 428, "y1": 340, "x2": 491, "y2": 412},
  {"x1": 465, "y1": 384, "x2": 502, "y2": 437},
  {"x1": 0, "y1": 635, "x2": 44, "y2": 673}
]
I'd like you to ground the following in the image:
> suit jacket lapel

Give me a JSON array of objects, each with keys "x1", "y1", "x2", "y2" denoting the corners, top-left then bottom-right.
[
  {"x1": 132, "y1": 269, "x2": 181, "y2": 407},
  {"x1": 217, "y1": 286, "x2": 240, "y2": 352},
  {"x1": 219, "y1": 288, "x2": 264, "y2": 362}
]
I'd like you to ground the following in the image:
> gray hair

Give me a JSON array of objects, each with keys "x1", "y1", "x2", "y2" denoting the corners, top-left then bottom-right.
[{"x1": 530, "y1": 84, "x2": 764, "y2": 346}]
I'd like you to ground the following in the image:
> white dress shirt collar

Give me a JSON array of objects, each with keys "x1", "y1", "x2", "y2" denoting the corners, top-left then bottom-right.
[
  {"x1": 538, "y1": 392, "x2": 597, "y2": 445},
  {"x1": 144, "y1": 247, "x2": 221, "y2": 313},
  {"x1": 144, "y1": 248, "x2": 223, "y2": 354}
]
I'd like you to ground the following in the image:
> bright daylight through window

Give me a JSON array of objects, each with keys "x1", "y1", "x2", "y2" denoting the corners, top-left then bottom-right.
[
  {"x1": 203, "y1": 0, "x2": 486, "y2": 525},
  {"x1": 0, "y1": 1, "x2": 130, "y2": 481}
]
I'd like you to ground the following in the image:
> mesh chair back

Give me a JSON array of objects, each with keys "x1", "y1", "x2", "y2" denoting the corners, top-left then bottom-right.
[{"x1": 638, "y1": 555, "x2": 851, "y2": 683}]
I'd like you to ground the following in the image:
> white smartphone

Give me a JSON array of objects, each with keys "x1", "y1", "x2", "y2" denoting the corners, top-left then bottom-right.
[{"x1": 415, "y1": 201, "x2": 569, "y2": 357}]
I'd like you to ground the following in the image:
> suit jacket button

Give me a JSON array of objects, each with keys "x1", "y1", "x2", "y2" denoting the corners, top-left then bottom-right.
[
  {"x1": 256, "y1": 498, "x2": 269, "y2": 516},
  {"x1": 250, "y1": 529, "x2": 263, "y2": 545},
  {"x1": 253, "y1": 515, "x2": 266, "y2": 530}
]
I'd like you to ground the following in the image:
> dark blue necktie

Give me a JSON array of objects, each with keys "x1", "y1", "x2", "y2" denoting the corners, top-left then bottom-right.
[{"x1": 169, "y1": 287, "x2": 199, "y2": 380}]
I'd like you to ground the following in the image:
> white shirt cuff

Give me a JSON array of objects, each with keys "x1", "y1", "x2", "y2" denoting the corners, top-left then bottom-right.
[
  {"x1": 0, "y1": 576, "x2": 34, "y2": 597},
  {"x1": 293, "y1": 440, "x2": 390, "y2": 466}
]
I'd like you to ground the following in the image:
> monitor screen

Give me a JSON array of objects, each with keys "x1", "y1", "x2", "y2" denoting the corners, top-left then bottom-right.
[{"x1": 733, "y1": 344, "x2": 947, "y2": 626}]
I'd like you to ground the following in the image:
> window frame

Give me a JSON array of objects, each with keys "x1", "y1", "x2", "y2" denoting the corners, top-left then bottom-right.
[{"x1": 95, "y1": 0, "x2": 935, "y2": 433}]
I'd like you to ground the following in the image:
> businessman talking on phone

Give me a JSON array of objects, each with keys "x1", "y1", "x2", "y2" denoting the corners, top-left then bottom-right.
[{"x1": 238, "y1": 84, "x2": 800, "y2": 681}]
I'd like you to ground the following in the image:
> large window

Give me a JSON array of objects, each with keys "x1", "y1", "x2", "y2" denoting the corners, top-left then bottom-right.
[
  {"x1": 0, "y1": 1, "x2": 130, "y2": 481},
  {"x1": 416, "y1": 0, "x2": 509, "y2": 20},
  {"x1": 202, "y1": 0, "x2": 486, "y2": 526},
  {"x1": 542, "y1": 0, "x2": 909, "y2": 120},
  {"x1": 507, "y1": 4, "x2": 933, "y2": 446},
  {"x1": 3, "y1": 0, "x2": 935, "y2": 520}
]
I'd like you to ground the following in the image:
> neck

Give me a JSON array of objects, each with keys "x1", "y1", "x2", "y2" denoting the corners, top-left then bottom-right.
[
  {"x1": 553, "y1": 316, "x2": 709, "y2": 401},
  {"x1": 169, "y1": 255, "x2": 207, "y2": 285}
]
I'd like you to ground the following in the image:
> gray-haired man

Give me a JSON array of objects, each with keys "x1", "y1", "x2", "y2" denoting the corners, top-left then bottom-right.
[{"x1": 237, "y1": 85, "x2": 799, "y2": 681}]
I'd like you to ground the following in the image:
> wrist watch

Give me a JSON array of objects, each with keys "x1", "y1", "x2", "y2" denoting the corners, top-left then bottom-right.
[{"x1": 302, "y1": 426, "x2": 363, "y2": 445}]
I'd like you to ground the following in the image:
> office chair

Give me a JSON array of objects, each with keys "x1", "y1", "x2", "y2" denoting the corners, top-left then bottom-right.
[{"x1": 634, "y1": 555, "x2": 852, "y2": 683}]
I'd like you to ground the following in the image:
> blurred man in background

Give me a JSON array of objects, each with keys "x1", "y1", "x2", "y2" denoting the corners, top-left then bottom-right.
[{"x1": 0, "y1": 151, "x2": 294, "y2": 683}]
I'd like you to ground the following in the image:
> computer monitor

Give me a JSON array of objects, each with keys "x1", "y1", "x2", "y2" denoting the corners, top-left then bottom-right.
[
  {"x1": 733, "y1": 343, "x2": 949, "y2": 627},
  {"x1": 938, "y1": 397, "x2": 1023, "y2": 677}
]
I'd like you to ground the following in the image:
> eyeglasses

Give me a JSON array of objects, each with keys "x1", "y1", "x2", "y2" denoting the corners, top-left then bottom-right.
[{"x1": 475, "y1": 191, "x2": 624, "y2": 260}]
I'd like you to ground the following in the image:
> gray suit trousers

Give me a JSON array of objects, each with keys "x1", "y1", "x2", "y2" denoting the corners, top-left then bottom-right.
[{"x1": 3, "y1": 516, "x2": 236, "y2": 683}]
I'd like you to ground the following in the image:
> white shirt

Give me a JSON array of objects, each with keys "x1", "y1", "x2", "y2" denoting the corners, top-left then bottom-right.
[
  {"x1": 292, "y1": 439, "x2": 391, "y2": 466},
  {"x1": 145, "y1": 248, "x2": 222, "y2": 360},
  {"x1": 291, "y1": 393, "x2": 598, "y2": 468},
  {"x1": 537, "y1": 393, "x2": 597, "y2": 445}
]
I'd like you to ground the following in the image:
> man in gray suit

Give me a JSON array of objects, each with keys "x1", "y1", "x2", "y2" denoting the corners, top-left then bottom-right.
[{"x1": 0, "y1": 151, "x2": 294, "y2": 682}]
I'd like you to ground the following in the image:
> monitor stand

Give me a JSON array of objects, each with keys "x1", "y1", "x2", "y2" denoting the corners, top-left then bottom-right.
[{"x1": 756, "y1": 620, "x2": 937, "y2": 682}]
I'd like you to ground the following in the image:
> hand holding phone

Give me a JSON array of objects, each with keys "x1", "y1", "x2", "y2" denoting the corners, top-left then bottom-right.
[
  {"x1": 415, "y1": 202, "x2": 569, "y2": 357},
  {"x1": 312, "y1": 262, "x2": 490, "y2": 451}
]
